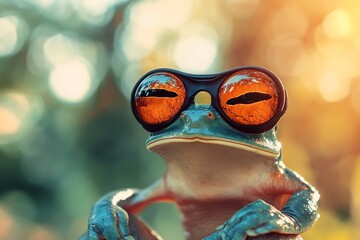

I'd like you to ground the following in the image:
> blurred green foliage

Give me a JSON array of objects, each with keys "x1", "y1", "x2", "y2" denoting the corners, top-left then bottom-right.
[{"x1": 0, "y1": 0, "x2": 360, "y2": 239}]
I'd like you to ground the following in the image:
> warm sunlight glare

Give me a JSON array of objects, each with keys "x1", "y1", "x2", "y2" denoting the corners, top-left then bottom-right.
[
  {"x1": 0, "y1": 91, "x2": 37, "y2": 141},
  {"x1": 318, "y1": 71, "x2": 350, "y2": 102},
  {"x1": 0, "y1": 16, "x2": 18, "y2": 57},
  {"x1": 0, "y1": 107, "x2": 21, "y2": 136},
  {"x1": 43, "y1": 34, "x2": 76, "y2": 66},
  {"x1": 323, "y1": 9, "x2": 352, "y2": 39},
  {"x1": 49, "y1": 58, "x2": 93, "y2": 103},
  {"x1": 173, "y1": 32, "x2": 218, "y2": 73}
]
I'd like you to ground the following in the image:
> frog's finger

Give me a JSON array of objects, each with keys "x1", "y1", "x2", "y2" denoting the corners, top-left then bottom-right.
[
  {"x1": 246, "y1": 224, "x2": 274, "y2": 236},
  {"x1": 123, "y1": 235, "x2": 135, "y2": 240},
  {"x1": 226, "y1": 200, "x2": 270, "y2": 227},
  {"x1": 95, "y1": 228, "x2": 120, "y2": 240},
  {"x1": 88, "y1": 206, "x2": 132, "y2": 240},
  {"x1": 220, "y1": 227, "x2": 246, "y2": 240},
  {"x1": 222, "y1": 214, "x2": 271, "y2": 240},
  {"x1": 103, "y1": 208, "x2": 133, "y2": 239},
  {"x1": 115, "y1": 208, "x2": 132, "y2": 237},
  {"x1": 225, "y1": 210, "x2": 267, "y2": 232},
  {"x1": 88, "y1": 228, "x2": 104, "y2": 240},
  {"x1": 88, "y1": 225, "x2": 100, "y2": 240}
]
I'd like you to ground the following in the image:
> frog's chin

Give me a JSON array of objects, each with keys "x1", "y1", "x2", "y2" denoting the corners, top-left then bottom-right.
[{"x1": 146, "y1": 136, "x2": 279, "y2": 158}]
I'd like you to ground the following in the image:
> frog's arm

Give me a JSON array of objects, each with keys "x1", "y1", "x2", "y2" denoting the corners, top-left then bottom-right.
[
  {"x1": 83, "y1": 179, "x2": 168, "y2": 240},
  {"x1": 204, "y1": 166, "x2": 320, "y2": 240},
  {"x1": 280, "y1": 168, "x2": 320, "y2": 233}
]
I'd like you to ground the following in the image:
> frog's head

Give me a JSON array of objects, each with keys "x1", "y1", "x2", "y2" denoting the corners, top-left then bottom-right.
[
  {"x1": 145, "y1": 104, "x2": 281, "y2": 158},
  {"x1": 131, "y1": 66, "x2": 287, "y2": 162}
]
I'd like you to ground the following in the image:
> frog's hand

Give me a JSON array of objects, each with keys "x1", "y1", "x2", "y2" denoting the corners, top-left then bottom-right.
[
  {"x1": 281, "y1": 169, "x2": 320, "y2": 233},
  {"x1": 128, "y1": 214, "x2": 162, "y2": 240},
  {"x1": 84, "y1": 185, "x2": 165, "y2": 240},
  {"x1": 81, "y1": 212, "x2": 161, "y2": 240},
  {"x1": 203, "y1": 199, "x2": 301, "y2": 240},
  {"x1": 246, "y1": 233, "x2": 303, "y2": 240},
  {"x1": 84, "y1": 189, "x2": 135, "y2": 240},
  {"x1": 204, "y1": 171, "x2": 320, "y2": 240}
]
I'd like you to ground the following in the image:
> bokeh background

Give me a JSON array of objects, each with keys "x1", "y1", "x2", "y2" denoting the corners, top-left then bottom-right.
[{"x1": 0, "y1": 0, "x2": 360, "y2": 239}]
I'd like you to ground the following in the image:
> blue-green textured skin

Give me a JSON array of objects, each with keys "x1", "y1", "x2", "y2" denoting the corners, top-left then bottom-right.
[
  {"x1": 82, "y1": 72, "x2": 320, "y2": 240},
  {"x1": 146, "y1": 104, "x2": 281, "y2": 155},
  {"x1": 147, "y1": 104, "x2": 319, "y2": 240}
]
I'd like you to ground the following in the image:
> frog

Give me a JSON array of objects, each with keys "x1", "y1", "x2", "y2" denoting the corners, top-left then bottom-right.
[{"x1": 83, "y1": 66, "x2": 320, "y2": 240}]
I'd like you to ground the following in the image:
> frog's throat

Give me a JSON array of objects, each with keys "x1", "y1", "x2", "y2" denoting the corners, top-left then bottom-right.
[{"x1": 146, "y1": 136, "x2": 279, "y2": 158}]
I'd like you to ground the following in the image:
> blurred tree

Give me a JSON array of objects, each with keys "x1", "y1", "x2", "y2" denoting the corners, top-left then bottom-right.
[{"x1": 0, "y1": 0, "x2": 360, "y2": 239}]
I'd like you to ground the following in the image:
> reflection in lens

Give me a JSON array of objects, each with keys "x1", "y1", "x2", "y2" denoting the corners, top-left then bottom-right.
[
  {"x1": 219, "y1": 70, "x2": 279, "y2": 126},
  {"x1": 134, "y1": 73, "x2": 186, "y2": 125}
]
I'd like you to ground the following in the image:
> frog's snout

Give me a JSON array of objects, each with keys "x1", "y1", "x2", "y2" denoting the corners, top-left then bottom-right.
[
  {"x1": 180, "y1": 106, "x2": 216, "y2": 129},
  {"x1": 180, "y1": 110, "x2": 215, "y2": 120}
]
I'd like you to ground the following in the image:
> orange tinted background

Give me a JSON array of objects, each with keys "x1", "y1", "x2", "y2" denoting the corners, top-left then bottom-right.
[
  {"x1": 2, "y1": 1, "x2": 360, "y2": 239},
  {"x1": 219, "y1": 70, "x2": 279, "y2": 126}
]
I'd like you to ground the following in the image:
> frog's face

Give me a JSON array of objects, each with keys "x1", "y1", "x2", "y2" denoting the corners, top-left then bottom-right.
[
  {"x1": 146, "y1": 104, "x2": 281, "y2": 159},
  {"x1": 131, "y1": 67, "x2": 287, "y2": 160}
]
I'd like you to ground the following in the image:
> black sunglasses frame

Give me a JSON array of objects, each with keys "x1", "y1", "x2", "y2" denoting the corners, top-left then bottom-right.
[{"x1": 131, "y1": 66, "x2": 288, "y2": 134}]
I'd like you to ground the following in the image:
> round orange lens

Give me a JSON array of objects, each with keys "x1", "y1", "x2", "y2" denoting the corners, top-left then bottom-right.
[
  {"x1": 219, "y1": 70, "x2": 279, "y2": 126},
  {"x1": 134, "y1": 73, "x2": 186, "y2": 125}
]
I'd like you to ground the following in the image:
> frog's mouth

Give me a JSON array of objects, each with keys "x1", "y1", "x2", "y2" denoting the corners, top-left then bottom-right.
[{"x1": 146, "y1": 136, "x2": 279, "y2": 158}]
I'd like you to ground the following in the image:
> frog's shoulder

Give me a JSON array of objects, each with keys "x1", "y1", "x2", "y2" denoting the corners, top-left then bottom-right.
[{"x1": 246, "y1": 162, "x2": 307, "y2": 197}]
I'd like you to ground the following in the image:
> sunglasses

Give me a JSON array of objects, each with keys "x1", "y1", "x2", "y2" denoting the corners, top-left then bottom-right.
[{"x1": 131, "y1": 66, "x2": 287, "y2": 134}]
